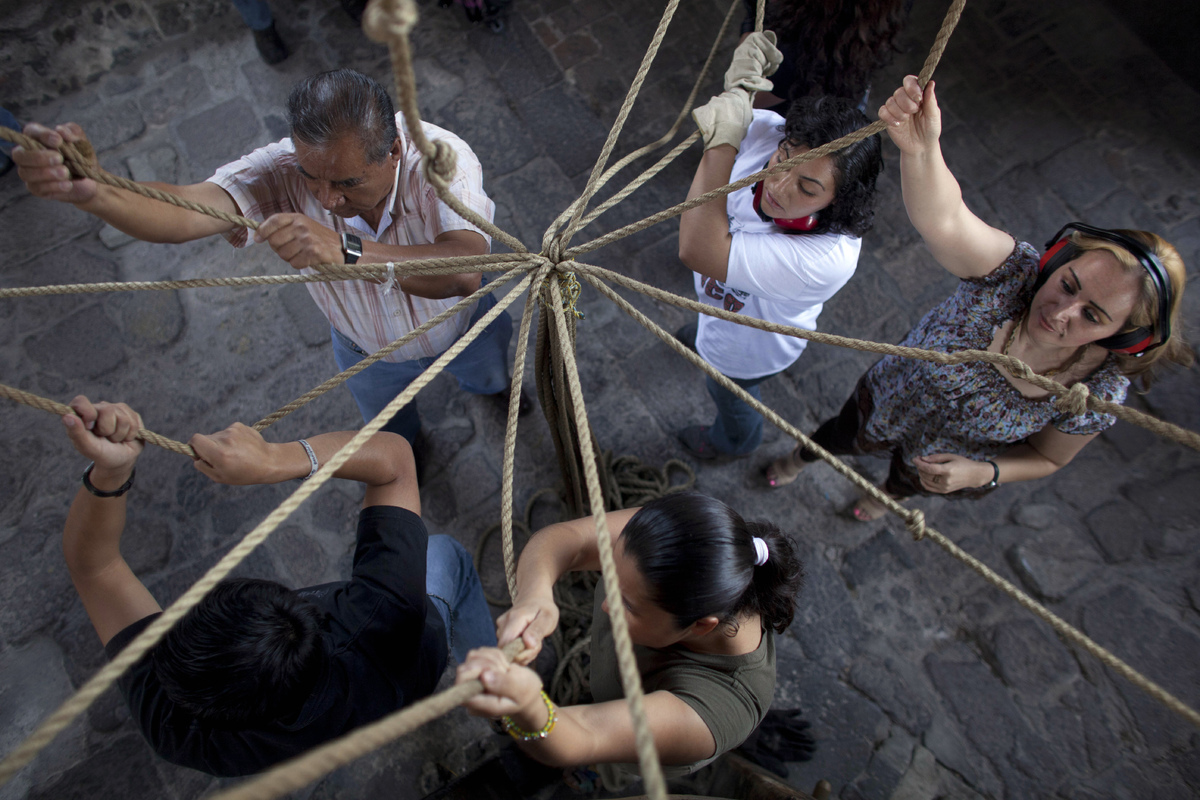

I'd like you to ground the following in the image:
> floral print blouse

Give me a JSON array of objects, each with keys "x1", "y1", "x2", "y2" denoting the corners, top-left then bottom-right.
[{"x1": 860, "y1": 239, "x2": 1129, "y2": 464}]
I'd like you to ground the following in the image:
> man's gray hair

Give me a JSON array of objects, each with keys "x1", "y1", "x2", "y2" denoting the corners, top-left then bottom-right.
[{"x1": 286, "y1": 69, "x2": 398, "y2": 163}]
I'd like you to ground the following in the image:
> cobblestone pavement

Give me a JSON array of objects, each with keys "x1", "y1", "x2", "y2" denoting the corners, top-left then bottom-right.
[{"x1": 1, "y1": 1, "x2": 1198, "y2": 798}]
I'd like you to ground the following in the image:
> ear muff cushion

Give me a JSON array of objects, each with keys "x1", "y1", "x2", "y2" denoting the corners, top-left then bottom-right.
[{"x1": 1096, "y1": 327, "x2": 1155, "y2": 354}]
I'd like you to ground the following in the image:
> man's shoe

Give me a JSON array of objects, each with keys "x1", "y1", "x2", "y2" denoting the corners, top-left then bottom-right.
[{"x1": 252, "y1": 23, "x2": 289, "y2": 65}]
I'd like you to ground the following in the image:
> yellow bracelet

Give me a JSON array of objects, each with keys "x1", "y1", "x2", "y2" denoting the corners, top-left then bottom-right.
[{"x1": 501, "y1": 691, "x2": 557, "y2": 741}]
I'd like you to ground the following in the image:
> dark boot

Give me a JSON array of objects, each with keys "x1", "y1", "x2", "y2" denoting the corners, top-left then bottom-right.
[{"x1": 252, "y1": 22, "x2": 289, "y2": 65}]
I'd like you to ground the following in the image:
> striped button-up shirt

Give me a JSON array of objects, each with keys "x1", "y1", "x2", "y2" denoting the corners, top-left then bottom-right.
[{"x1": 209, "y1": 116, "x2": 495, "y2": 362}]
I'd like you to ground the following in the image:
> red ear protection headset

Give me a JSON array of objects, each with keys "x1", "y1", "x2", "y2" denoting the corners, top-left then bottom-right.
[{"x1": 1034, "y1": 222, "x2": 1173, "y2": 356}]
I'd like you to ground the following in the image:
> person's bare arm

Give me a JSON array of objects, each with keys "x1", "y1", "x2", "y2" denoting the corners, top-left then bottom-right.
[
  {"x1": 189, "y1": 426, "x2": 419, "y2": 513},
  {"x1": 14, "y1": 122, "x2": 240, "y2": 243},
  {"x1": 59, "y1": 397, "x2": 161, "y2": 646},
  {"x1": 678, "y1": 146, "x2": 737, "y2": 282},
  {"x1": 458, "y1": 649, "x2": 717, "y2": 767},
  {"x1": 495, "y1": 508, "x2": 641, "y2": 664},
  {"x1": 879, "y1": 78, "x2": 1013, "y2": 279},
  {"x1": 912, "y1": 426, "x2": 1098, "y2": 494}
]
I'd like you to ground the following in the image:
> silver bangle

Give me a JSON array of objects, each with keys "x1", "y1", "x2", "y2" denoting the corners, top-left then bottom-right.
[{"x1": 298, "y1": 439, "x2": 319, "y2": 480}]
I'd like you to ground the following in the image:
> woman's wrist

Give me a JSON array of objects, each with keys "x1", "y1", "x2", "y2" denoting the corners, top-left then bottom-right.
[
  {"x1": 504, "y1": 690, "x2": 554, "y2": 739},
  {"x1": 87, "y1": 464, "x2": 136, "y2": 492}
]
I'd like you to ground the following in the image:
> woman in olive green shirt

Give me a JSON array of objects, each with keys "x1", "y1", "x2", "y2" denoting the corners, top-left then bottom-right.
[{"x1": 454, "y1": 492, "x2": 804, "y2": 785}]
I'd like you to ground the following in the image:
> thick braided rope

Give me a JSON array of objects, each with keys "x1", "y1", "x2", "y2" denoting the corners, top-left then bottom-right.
[
  {"x1": 564, "y1": 0, "x2": 967, "y2": 260},
  {"x1": 252, "y1": 264, "x2": 534, "y2": 431},
  {"x1": 209, "y1": 640, "x2": 527, "y2": 800},
  {"x1": 500, "y1": 265, "x2": 554, "y2": 601},
  {"x1": 0, "y1": 126, "x2": 259, "y2": 231},
  {"x1": 754, "y1": 0, "x2": 765, "y2": 32},
  {"x1": 0, "y1": 253, "x2": 536, "y2": 299},
  {"x1": 554, "y1": 0, "x2": 738, "y2": 237},
  {"x1": 360, "y1": 0, "x2": 528, "y2": 255},
  {"x1": 0, "y1": 383, "x2": 195, "y2": 457},
  {"x1": 0, "y1": 269, "x2": 537, "y2": 786},
  {"x1": 552, "y1": 0, "x2": 682, "y2": 253},
  {"x1": 547, "y1": 278, "x2": 668, "y2": 799},
  {"x1": 580, "y1": 270, "x2": 1200, "y2": 729},
  {"x1": 583, "y1": 263, "x2": 1200, "y2": 451}
]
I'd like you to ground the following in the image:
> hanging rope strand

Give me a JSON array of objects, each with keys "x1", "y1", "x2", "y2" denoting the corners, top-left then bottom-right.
[{"x1": 547, "y1": 277, "x2": 668, "y2": 800}]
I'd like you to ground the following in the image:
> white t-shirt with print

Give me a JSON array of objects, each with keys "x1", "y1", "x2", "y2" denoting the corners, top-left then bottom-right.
[{"x1": 694, "y1": 110, "x2": 861, "y2": 380}]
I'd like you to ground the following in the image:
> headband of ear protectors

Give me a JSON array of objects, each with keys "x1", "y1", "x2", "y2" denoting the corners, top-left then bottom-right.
[{"x1": 1035, "y1": 222, "x2": 1173, "y2": 356}]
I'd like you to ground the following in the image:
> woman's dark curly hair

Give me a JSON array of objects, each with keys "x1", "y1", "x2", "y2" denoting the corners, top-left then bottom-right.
[
  {"x1": 758, "y1": 0, "x2": 909, "y2": 102},
  {"x1": 779, "y1": 96, "x2": 883, "y2": 238}
]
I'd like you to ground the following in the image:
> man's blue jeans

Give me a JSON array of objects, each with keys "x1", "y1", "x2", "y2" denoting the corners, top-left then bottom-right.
[
  {"x1": 426, "y1": 535, "x2": 497, "y2": 663},
  {"x1": 331, "y1": 292, "x2": 514, "y2": 444}
]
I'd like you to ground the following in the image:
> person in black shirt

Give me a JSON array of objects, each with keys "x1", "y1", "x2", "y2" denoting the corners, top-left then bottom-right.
[{"x1": 58, "y1": 395, "x2": 495, "y2": 777}]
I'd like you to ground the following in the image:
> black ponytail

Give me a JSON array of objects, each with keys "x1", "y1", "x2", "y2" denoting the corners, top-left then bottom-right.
[
  {"x1": 739, "y1": 520, "x2": 805, "y2": 634},
  {"x1": 620, "y1": 493, "x2": 805, "y2": 635}
]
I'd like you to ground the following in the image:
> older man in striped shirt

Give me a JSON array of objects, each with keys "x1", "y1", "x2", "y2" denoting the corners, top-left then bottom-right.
[{"x1": 15, "y1": 68, "x2": 528, "y2": 443}]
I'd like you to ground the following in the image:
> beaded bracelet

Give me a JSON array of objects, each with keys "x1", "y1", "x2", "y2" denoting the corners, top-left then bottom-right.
[{"x1": 501, "y1": 691, "x2": 557, "y2": 741}]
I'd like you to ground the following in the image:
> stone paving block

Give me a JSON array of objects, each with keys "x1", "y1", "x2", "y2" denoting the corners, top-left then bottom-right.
[
  {"x1": 468, "y1": 13, "x2": 562, "y2": 100},
  {"x1": 23, "y1": 303, "x2": 126, "y2": 380},
  {"x1": 489, "y1": 156, "x2": 581, "y2": 246},
  {"x1": 983, "y1": 163, "x2": 1075, "y2": 244},
  {"x1": 778, "y1": 647, "x2": 888, "y2": 798},
  {"x1": 1082, "y1": 584, "x2": 1200, "y2": 752},
  {"x1": 105, "y1": 289, "x2": 186, "y2": 349},
  {"x1": 987, "y1": 617, "x2": 1080, "y2": 694},
  {"x1": 73, "y1": 97, "x2": 146, "y2": 152},
  {"x1": 1007, "y1": 532, "x2": 1103, "y2": 601},
  {"x1": 1084, "y1": 500, "x2": 1148, "y2": 562},
  {"x1": 0, "y1": 635, "x2": 88, "y2": 800},
  {"x1": 889, "y1": 744, "x2": 987, "y2": 800},
  {"x1": 437, "y1": 88, "x2": 539, "y2": 178},
  {"x1": 278, "y1": 282, "x2": 333, "y2": 348},
  {"x1": 847, "y1": 653, "x2": 936, "y2": 734},
  {"x1": 842, "y1": 725, "x2": 915, "y2": 800},
  {"x1": 174, "y1": 97, "x2": 265, "y2": 183},
  {"x1": 925, "y1": 641, "x2": 1064, "y2": 798},
  {"x1": 28, "y1": 733, "x2": 171, "y2": 800},
  {"x1": 515, "y1": 83, "x2": 608, "y2": 178},
  {"x1": 790, "y1": 541, "x2": 867, "y2": 670},
  {"x1": 0, "y1": 195, "x2": 104, "y2": 266},
  {"x1": 138, "y1": 64, "x2": 210, "y2": 126},
  {"x1": 239, "y1": 46, "x2": 332, "y2": 109}
]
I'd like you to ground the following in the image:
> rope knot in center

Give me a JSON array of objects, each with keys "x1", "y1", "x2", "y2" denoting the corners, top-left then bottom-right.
[
  {"x1": 1054, "y1": 383, "x2": 1090, "y2": 416},
  {"x1": 363, "y1": 0, "x2": 419, "y2": 42},
  {"x1": 421, "y1": 140, "x2": 458, "y2": 190},
  {"x1": 905, "y1": 509, "x2": 927, "y2": 540}
]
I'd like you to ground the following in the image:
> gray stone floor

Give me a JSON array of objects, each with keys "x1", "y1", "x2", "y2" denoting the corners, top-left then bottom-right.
[{"x1": 1, "y1": 0, "x2": 1199, "y2": 798}]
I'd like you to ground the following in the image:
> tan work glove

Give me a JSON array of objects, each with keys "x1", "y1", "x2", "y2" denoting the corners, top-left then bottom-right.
[
  {"x1": 692, "y1": 88, "x2": 754, "y2": 151},
  {"x1": 723, "y1": 31, "x2": 783, "y2": 94}
]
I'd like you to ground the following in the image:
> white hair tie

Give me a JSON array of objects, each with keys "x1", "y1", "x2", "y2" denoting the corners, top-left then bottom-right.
[
  {"x1": 752, "y1": 536, "x2": 770, "y2": 567},
  {"x1": 381, "y1": 261, "x2": 398, "y2": 294}
]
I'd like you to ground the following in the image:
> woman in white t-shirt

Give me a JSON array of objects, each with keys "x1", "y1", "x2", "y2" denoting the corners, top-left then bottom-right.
[{"x1": 676, "y1": 33, "x2": 884, "y2": 459}]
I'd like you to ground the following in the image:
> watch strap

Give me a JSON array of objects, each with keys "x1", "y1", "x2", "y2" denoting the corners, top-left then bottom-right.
[
  {"x1": 82, "y1": 462, "x2": 136, "y2": 497},
  {"x1": 984, "y1": 460, "x2": 1000, "y2": 489}
]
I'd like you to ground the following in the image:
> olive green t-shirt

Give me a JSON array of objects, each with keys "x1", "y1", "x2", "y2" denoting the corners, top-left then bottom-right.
[{"x1": 587, "y1": 587, "x2": 776, "y2": 787}]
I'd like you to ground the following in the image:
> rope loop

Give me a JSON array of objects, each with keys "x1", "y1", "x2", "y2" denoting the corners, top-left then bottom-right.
[
  {"x1": 1054, "y1": 382, "x2": 1091, "y2": 416},
  {"x1": 362, "y1": 0, "x2": 418, "y2": 42},
  {"x1": 421, "y1": 140, "x2": 459, "y2": 191},
  {"x1": 905, "y1": 508, "x2": 927, "y2": 540}
]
